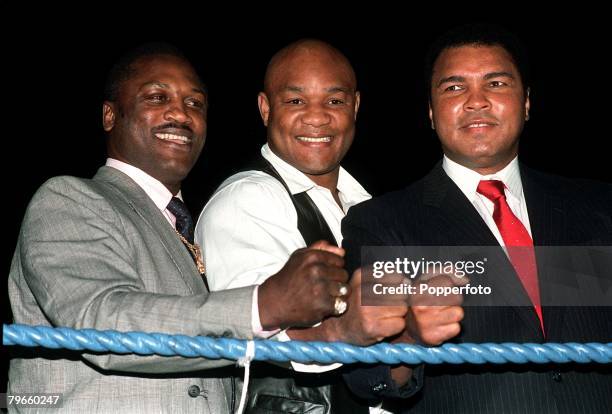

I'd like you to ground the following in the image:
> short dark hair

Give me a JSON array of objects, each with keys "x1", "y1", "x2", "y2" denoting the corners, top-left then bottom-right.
[
  {"x1": 425, "y1": 23, "x2": 530, "y2": 99},
  {"x1": 103, "y1": 42, "x2": 202, "y2": 102}
]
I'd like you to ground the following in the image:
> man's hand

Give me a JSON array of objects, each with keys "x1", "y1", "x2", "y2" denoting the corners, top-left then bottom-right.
[
  {"x1": 404, "y1": 272, "x2": 467, "y2": 346},
  {"x1": 318, "y1": 268, "x2": 409, "y2": 346},
  {"x1": 258, "y1": 240, "x2": 349, "y2": 330}
]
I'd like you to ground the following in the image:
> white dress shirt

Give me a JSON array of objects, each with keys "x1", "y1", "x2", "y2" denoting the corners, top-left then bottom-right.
[
  {"x1": 195, "y1": 144, "x2": 371, "y2": 371},
  {"x1": 105, "y1": 158, "x2": 266, "y2": 335},
  {"x1": 196, "y1": 144, "x2": 371, "y2": 290},
  {"x1": 442, "y1": 155, "x2": 533, "y2": 246}
]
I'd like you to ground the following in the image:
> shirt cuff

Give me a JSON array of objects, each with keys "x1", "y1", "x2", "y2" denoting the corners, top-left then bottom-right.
[
  {"x1": 251, "y1": 285, "x2": 280, "y2": 338},
  {"x1": 276, "y1": 329, "x2": 343, "y2": 373}
]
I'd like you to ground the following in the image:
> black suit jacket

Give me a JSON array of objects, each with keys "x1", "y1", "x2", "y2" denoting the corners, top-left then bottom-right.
[{"x1": 342, "y1": 162, "x2": 612, "y2": 413}]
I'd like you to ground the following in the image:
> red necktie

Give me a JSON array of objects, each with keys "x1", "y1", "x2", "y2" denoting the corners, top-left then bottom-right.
[{"x1": 477, "y1": 180, "x2": 544, "y2": 333}]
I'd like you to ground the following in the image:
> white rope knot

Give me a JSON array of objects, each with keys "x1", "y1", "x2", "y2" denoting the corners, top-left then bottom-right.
[
  {"x1": 236, "y1": 340, "x2": 255, "y2": 414},
  {"x1": 237, "y1": 339, "x2": 255, "y2": 367}
]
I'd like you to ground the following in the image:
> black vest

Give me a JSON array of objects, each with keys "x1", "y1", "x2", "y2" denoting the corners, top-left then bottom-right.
[{"x1": 243, "y1": 157, "x2": 369, "y2": 414}]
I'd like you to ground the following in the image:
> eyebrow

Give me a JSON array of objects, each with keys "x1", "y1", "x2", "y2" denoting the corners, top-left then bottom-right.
[
  {"x1": 142, "y1": 81, "x2": 169, "y2": 89},
  {"x1": 326, "y1": 86, "x2": 352, "y2": 93},
  {"x1": 140, "y1": 81, "x2": 206, "y2": 95},
  {"x1": 282, "y1": 85, "x2": 352, "y2": 93},
  {"x1": 192, "y1": 86, "x2": 207, "y2": 95},
  {"x1": 437, "y1": 72, "x2": 516, "y2": 87},
  {"x1": 484, "y1": 71, "x2": 515, "y2": 80},
  {"x1": 437, "y1": 76, "x2": 465, "y2": 87}
]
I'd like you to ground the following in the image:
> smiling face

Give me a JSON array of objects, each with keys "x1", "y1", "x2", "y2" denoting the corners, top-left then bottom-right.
[
  {"x1": 429, "y1": 45, "x2": 530, "y2": 174},
  {"x1": 103, "y1": 54, "x2": 207, "y2": 194},
  {"x1": 258, "y1": 42, "x2": 360, "y2": 190}
]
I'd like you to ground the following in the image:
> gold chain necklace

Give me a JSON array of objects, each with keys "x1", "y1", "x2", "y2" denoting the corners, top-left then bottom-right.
[{"x1": 174, "y1": 230, "x2": 206, "y2": 275}]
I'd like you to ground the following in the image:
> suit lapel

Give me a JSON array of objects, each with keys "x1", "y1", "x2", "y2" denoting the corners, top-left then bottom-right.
[
  {"x1": 422, "y1": 164, "x2": 500, "y2": 246},
  {"x1": 520, "y1": 165, "x2": 568, "y2": 336},
  {"x1": 93, "y1": 166, "x2": 205, "y2": 294},
  {"x1": 520, "y1": 164, "x2": 567, "y2": 246},
  {"x1": 423, "y1": 164, "x2": 544, "y2": 339}
]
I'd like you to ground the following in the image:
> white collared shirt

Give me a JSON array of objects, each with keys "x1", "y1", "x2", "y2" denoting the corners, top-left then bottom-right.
[
  {"x1": 196, "y1": 144, "x2": 371, "y2": 290},
  {"x1": 195, "y1": 144, "x2": 371, "y2": 372},
  {"x1": 442, "y1": 155, "x2": 532, "y2": 246}
]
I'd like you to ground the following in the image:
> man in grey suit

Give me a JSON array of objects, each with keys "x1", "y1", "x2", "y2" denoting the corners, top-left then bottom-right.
[{"x1": 7, "y1": 43, "x2": 351, "y2": 413}]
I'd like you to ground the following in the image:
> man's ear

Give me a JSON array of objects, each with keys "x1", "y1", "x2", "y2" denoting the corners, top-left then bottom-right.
[
  {"x1": 428, "y1": 102, "x2": 435, "y2": 130},
  {"x1": 353, "y1": 91, "x2": 361, "y2": 120},
  {"x1": 525, "y1": 87, "x2": 531, "y2": 121},
  {"x1": 257, "y1": 92, "x2": 271, "y2": 127},
  {"x1": 102, "y1": 101, "x2": 116, "y2": 132}
]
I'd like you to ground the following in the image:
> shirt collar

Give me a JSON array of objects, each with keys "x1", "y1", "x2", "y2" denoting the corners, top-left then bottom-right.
[
  {"x1": 260, "y1": 144, "x2": 370, "y2": 205},
  {"x1": 442, "y1": 155, "x2": 524, "y2": 202},
  {"x1": 105, "y1": 158, "x2": 182, "y2": 212}
]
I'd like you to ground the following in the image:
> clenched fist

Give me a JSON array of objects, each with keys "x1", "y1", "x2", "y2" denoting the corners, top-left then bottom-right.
[
  {"x1": 258, "y1": 240, "x2": 349, "y2": 330},
  {"x1": 405, "y1": 272, "x2": 468, "y2": 346},
  {"x1": 323, "y1": 268, "x2": 409, "y2": 345}
]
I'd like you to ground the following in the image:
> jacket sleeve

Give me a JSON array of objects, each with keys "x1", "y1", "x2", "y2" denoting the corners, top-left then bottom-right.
[
  {"x1": 342, "y1": 364, "x2": 424, "y2": 403},
  {"x1": 340, "y1": 200, "x2": 425, "y2": 401}
]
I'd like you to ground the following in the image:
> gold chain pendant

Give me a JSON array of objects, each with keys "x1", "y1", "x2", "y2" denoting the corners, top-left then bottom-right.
[{"x1": 175, "y1": 230, "x2": 206, "y2": 275}]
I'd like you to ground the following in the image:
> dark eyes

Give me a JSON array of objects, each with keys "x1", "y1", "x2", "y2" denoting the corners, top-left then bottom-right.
[
  {"x1": 147, "y1": 94, "x2": 167, "y2": 103},
  {"x1": 286, "y1": 98, "x2": 304, "y2": 105},
  {"x1": 145, "y1": 94, "x2": 205, "y2": 109},
  {"x1": 186, "y1": 99, "x2": 205, "y2": 109},
  {"x1": 443, "y1": 81, "x2": 508, "y2": 92},
  {"x1": 284, "y1": 98, "x2": 346, "y2": 105},
  {"x1": 444, "y1": 85, "x2": 464, "y2": 92}
]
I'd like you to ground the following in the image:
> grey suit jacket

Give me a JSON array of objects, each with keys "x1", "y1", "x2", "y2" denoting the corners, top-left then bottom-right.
[{"x1": 8, "y1": 166, "x2": 256, "y2": 413}]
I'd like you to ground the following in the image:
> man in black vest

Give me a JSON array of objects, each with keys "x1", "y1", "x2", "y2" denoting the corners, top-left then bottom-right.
[
  {"x1": 341, "y1": 24, "x2": 612, "y2": 413},
  {"x1": 195, "y1": 39, "x2": 409, "y2": 413}
]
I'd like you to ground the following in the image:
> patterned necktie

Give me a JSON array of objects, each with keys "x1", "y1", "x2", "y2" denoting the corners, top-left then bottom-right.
[
  {"x1": 167, "y1": 197, "x2": 195, "y2": 245},
  {"x1": 477, "y1": 180, "x2": 544, "y2": 332}
]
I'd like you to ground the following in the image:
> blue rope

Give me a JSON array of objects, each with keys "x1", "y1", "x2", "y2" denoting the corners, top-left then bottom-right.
[{"x1": 3, "y1": 324, "x2": 611, "y2": 364}]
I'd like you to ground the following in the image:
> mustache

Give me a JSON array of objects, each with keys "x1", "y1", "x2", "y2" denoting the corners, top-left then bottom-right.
[
  {"x1": 152, "y1": 123, "x2": 193, "y2": 134},
  {"x1": 460, "y1": 116, "x2": 499, "y2": 127}
]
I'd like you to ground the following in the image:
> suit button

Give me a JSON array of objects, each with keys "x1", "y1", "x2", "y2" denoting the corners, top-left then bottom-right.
[
  {"x1": 372, "y1": 382, "x2": 388, "y2": 395},
  {"x1": 552, "y1": 371, "x2": 562, "y2": 382},
  {"x1": 188, "y1": 385, "x2": 201, "y2": 397}
]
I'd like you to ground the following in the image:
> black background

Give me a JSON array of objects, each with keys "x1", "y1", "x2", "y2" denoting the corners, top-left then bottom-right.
[{"x1": 2, "y1": 12, "x2": 610, "y2": 396}]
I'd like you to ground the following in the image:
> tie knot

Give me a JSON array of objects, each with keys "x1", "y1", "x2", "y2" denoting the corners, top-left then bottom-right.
[
  {"x1": 167, "y1": 197, "x2": 194, "y2": 244},
  {"x1": 477, "y1": 180, "x2": 506, "y2": 202},
  {"x1": 167, "y1": 197, "x2": 190, "y2": 219}
]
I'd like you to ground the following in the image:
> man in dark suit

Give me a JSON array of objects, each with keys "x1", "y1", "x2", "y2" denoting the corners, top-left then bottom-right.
[{"x1": 341, "y1": 24, "x2": 612, "y2": 413}]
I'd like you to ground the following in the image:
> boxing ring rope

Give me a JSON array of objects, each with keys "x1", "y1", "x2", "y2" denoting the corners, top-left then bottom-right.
[{"x1": 4, "y1": 324, "x2": 611, "y2": 364}]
